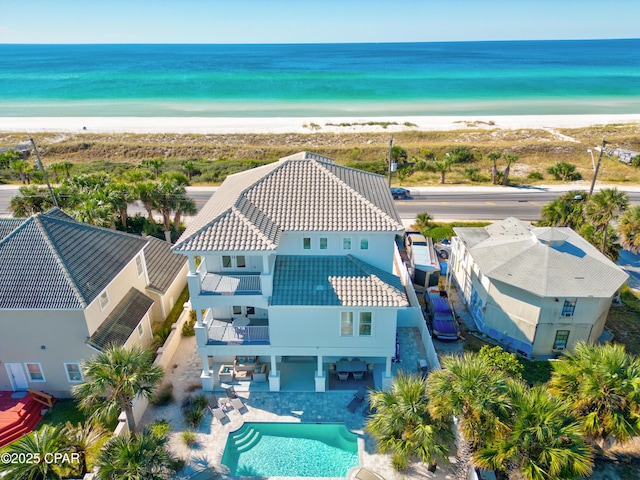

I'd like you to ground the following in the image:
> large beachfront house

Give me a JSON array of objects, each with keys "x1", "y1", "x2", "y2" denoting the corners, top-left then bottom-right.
[
  {"x1": 173, "y1": 152, "x2": 409, "y2": 392},
  {"x1": 448, "y1": 217, "x2": 628, "y2": 358},
  {"x1": 0, "y1": 209, "x2": 187, "y2": 397}
]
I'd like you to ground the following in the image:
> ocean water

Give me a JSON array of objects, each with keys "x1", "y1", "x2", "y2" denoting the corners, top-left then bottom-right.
[{"x1": 1, "y1": 40, "x2": 639, "y2": 117}]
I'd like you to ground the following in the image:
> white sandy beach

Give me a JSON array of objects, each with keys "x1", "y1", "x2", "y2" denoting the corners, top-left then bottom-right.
[{"x1": 1, "y1": 114, "x2": 639, "y2": 135}]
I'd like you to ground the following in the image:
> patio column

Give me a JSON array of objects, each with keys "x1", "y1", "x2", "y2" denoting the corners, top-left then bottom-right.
[
  {"x1": 268, "y1": 354, "x2": 280, "y2": 392},
  {"x1": 315, "y1": 354, "x2": 326, "y2": 392},
  {"x1": 382, "y1": 356, "x2": 393, "y2": 391},
  {"x1": 200, "y1": 354, "x2": 213, "y2": 391},
  {"x1": 188, "y1": 256, "x2": 197, "y2": 274}
]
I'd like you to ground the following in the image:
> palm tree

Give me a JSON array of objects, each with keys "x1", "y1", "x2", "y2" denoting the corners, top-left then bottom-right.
[
  {"x1": 63, "y1": 421, "x2": 107, "y2": 477},
  {"x1": 135, "y1": 181, "x2": 160, "y2": 224},
  {"x1": 415, "y1": 211, "x2": 433, "y2": 232},
  {"x1": 9, "y1": 185, "x2": 54, "y2": 217},
  {"x1": 0, "y1": 425, "x2": 68, "y2": 480},
  {"x1": 48, "y1": 162, "x2": 65, "y2": 183},
  {"x1": 154, "y1": 173, "x2": 190, "y2": 242},
  {"x1": 0, "y1": 148, "x2": 23, "y2": 169},
  {"x1": 547, "y1": 341, "x2": 640, "y2": 451},
  {"x1": 181, "y1": 159, "x2": 198, "y2": 180},
  {"x1": 427, "y1": 352, "x2": 513, "y2": 450},
  {"x1": 539, "y1": 192, "x2": 586, "y2": 229},
  {"x1": 107, "y1": 181, "x2": 135, "y2": 229},
  {"x1": 584, "y1": 188, "x2": 628, "y2": 254},
  {"x1": 143, "y1": 158, "x2": 165, "y2": 180},
  {"x1": 617, "y1": 205, "x2": 640, "y2": 254},
  {"x1": 10, "y1": 159, "x2": 30, "y2": 184},
  {"x1": 474, "y1": 384, "x2": 593, "y2": 480},
  {"x1": 432, "y1": 158, "x2": 453, "y2": 184},
  {"x1": 95, "y1": 428, "x2": 180, "y2": 480},
  {"x1": 172, "y1": 194, "x2": 197, "y2": 233},
  {"x1": 488, "y1": 152, "x2": 501, "y2": 185},
  {"x1": 365, "y1": 371, "x2": 452, "y2": 471},
  {"x1": 60, "y1": 161, "x2": 74, "y2": 180},
  {"x1": 72, "y1": 345, "x2": 164, "y2": 433},
  {"x1": 502, "y1": 153, "x2": 519, "y2": 185}
]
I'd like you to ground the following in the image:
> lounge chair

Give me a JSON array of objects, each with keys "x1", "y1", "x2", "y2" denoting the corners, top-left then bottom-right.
[
  {"x1": 230, "y1": 396, "x2": 247, "y2": 413},
  {"x1": 347, "y1": 389, "x2": 366, "y2": 413},
  {"x1": 350, "y1": 467, "x2": 385, "y2": 480},
  {"x1": 208, "y1": 405, "x2": 229, "y2": 424},
  {"x1": 225, "y1": 386, "x2": 239, "y2": 399}
]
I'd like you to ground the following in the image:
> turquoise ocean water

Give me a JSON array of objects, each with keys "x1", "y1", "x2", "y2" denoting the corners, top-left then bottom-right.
[{"x1": 1, "y1": 40, "x2": 639, "y2": 117}]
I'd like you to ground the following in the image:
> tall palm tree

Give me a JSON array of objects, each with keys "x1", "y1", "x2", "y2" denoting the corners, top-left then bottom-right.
[
  {"x1": 10, "y1": 159, "x2": 29, "y2": 184},
  {"x1": 155, "y1": 173, "x2": 190, "y2": 242},
  {"x1": 488, "y1": 152, "x2": 501, "y2": 185},
  {"x1": 474, "y1": 384, "x2": 593, "y2": 480},
  {"x1": 547, "y1": 341, "x2": 640, "y2": 451},
  {"x1": 617, "y1": 205, "x2": 640, "y2": 254},
  {"x1": 172, "y1": 194, "x2": 197, "y2": 233},
  {"x1": 95, "y1": 428, "x2": 180, "y2": 480},
  {"x1": 135, "y1": 181, "x2": 160, "y2": 224},
  {"x1": 181, "y1": 159, "x2": 198, "y2": 180},
  {"x1": 0, "y1": 148, "x2": 22, "y2": 169},
  {"x1": 143, "y1": 158, "x2": 165, "y2": 180},
  {"x1": 415, "y1": 211, "x2": 433, "y2": 232},
  {"x1": 584, "y1": 188, "x2": 628, "y2": 254},
  {"x1": 107, "y1": 181, "x2": 135, "y2": 229},
  {"x1": 502, "y1": 153, "x2": 519, "y2": 186},
  {"x1": 72, "y1": 345, "x2": 164, "y2": 433},
  {"x1": 9, "y1": 185, "x2": 54, "y2": 217},
  {"x1": 365, "y1": 371, "x2": 452, "y2": 471},
  {"x1": 539, "y1": 192, "x2": 586, "y2": 228},
  {"x1": 63, "y1": 421, "x2": 107, "y2": 477},
  {"x1": 0, "y1": 425, "x2": 68, "y2": 480},
  {"x1": 426, "y1": 352, "x2": 513, "y2": 450},
  {"x1": 432, "y1": 158, "x2": 453, "y2": 184}
]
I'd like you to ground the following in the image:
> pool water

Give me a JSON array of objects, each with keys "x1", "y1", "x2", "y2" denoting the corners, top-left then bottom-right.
[{"x1": 221, "y1": 422, "x2": 359, "y2": 477}]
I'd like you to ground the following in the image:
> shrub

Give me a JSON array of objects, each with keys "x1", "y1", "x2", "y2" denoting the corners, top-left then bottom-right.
[
  {"x1": 546, "y1": 162, "x2": 582, "y2": 181},
  {"x1": 149, "y1": 419, "x2": 171, "y2": 438},
  {"x1": 182, "y1": 430, "x2": 197, "y2": 447},
  {"x1": 182, "y1": 394, "x2": 208, "y2": 428},
  {"x1": 527, "y1": 171, "x2": 544, "y2": 180},
  {"x1": 182, "y1": 316, "x2": 196, "y2": 337},
  {"x1": 184, "y1": 406, "x2": 205, "y2": 428},
  {"x1": 150, "y1": 382, "x2": 174, "y2": 406}
]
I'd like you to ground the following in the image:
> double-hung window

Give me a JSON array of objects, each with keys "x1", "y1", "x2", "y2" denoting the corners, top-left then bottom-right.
[
  {"x1": 359, "y1": 312, "x2": 372, "y2": 336},
  {"x1": 64, "y1": 363, "x2": 83, "y2": 382},
  {"x1": 25, "y1": 363, "x2": 45, "y2": 382},
  {"x1": 553, "y1": 330, "x2": 570, "y2": 350},
  {"x1": 561, "y1": 299, "x2": 576, "y2": 317},
  {"x1": 340, "y1": 312, "x2": 354, "y2": 336}
]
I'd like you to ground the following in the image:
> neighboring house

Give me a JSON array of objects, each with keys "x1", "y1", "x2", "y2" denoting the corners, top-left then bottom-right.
[
  {"x1": 173, "y1": 152, "x2": 408, "y2": 392},
  {"x1": 448, "y1": 217, "x2": 629, "y2": 358},
  {"x1": 0, "y1": 209, "x2": 187, "y2": 397}
]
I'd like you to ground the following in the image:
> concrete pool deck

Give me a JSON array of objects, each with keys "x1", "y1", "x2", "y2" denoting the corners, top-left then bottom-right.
[{"x1": 140, "y1": 329, "x2": 461, "y2": 480}]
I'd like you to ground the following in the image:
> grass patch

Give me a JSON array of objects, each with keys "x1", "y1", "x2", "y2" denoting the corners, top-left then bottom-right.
[
  {"x1": 422, "y1": 221, "x2": 492, "y2": 241},
  {"x1": 155, "y1": 285, "x2": 189, "y2": 334},
  {"x1": 520, "y1": 359, "x2": 553, "y2": 385},
  {"x1": 37, "y1": 398, "x2": 87, "y2": 431},
  {"x1": 605, "y1": 285, "x2": 640, "y2": 355}
]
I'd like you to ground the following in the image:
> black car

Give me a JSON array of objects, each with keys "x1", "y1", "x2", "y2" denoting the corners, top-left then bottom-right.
[{"x1": 390, "y1": 187, "x2": 410, "y2": 199}]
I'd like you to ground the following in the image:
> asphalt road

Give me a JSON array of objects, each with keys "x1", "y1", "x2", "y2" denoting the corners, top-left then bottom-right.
[{"x1": 2, "y1": 185, "x2": 640, "y2": 221}]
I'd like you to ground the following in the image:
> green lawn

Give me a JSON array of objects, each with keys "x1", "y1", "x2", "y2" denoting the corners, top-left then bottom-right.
[{"x1": 37, "y1": 398, "x2": 87, "y2": 431}]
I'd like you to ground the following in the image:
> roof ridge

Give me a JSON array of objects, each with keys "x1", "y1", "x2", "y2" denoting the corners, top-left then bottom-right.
[
  {"x1": 313, "y1": 161, "x2": 403, "y2": 230},
  {"x1": 33, "y1": 215, "x2": 88, "y2": 308},
  {"x1": 232, "y1": 206, "x2": 278, "y2": 249}
]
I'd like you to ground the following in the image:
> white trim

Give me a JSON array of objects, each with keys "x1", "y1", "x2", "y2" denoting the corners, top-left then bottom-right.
[
  {"x1": 24, "y1": 362, "x2": 45, "y2": 383},
  {"x1": 64, "y1": 362, "x2": 84, "y2": 383}
]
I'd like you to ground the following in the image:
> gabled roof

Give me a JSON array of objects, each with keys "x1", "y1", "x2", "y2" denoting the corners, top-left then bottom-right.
[
  {"x1": 87, "y1": 288, "x2": 154, "y2": 351},
  {"x1": 143, "y1": 237, "x2": 188, "y2": 293},
  {"x1": 454, "y1": 217, "x2": 629, "y2": 298},
  {"x1": 0, "y1": 209, "x2": 148, "y2": 309},
  {"x1": 271, "y1": 255, "x2": 408, "y2": 307},
  {"x1": 0, "y1": 219, "x2": 25, "y2": 241},
  {"x1": 174, "y1": 152, "x2": 403, "y2": 252}
]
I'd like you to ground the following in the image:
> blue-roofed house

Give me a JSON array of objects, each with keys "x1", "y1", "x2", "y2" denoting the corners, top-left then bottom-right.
[
  {"x1": 173, "y1": 152, "x2": 409, "y2": 392},
  {"x1": 0, "y1": 209, "x2": 187, "y2": 397}
]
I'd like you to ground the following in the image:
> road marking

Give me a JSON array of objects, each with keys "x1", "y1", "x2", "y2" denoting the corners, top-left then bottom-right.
[{"x1": 485, "y1": 201, "x2": 495, "y2": 205}]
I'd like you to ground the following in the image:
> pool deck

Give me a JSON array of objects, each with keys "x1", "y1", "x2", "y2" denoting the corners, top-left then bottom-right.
[{"x1": 140, "y1": 328, "x2": 462, "y2": 480}]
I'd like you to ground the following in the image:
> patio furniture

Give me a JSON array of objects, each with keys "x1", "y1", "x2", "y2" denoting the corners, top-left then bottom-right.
[
  {"x1": 252, "y1": 364, "x2": 268, "y2": 382},
  {"x1": 234, "y1": 355, "x2": 258, "y2": 372},
  {"x1": 208, "y1": 405, "x2": 229, "y2": 424},
  {"x1": 347, "y1": 389, "x2": 366, "y2": 413},
  {"x1": 337, "y1": 371, "x2": 349, "y2": 381},
  {"x1": 353, "y1": 371, "x2": 365, "y2": 380},
  {"x1": 336, "y1": 359, "x2": 367, "y2": 374},
  {"x1": 218, "y1": 364, "x2": 234, "y2": 383},
  {"x1": 225, "y1": 386, "x2": 239, "y2": 400},
  {"x1": 349, "y1": 467, "x2": 385, "y2": 480},
  {"x1": 328, "y1": 363, "x2": 336, "y2": 375},
  {"x1": 230, "y1": 396, "x2": 247, "y2": 413}
]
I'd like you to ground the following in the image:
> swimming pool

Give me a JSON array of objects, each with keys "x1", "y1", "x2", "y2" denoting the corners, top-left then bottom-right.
[{"x1": 221, "y1": 422, "x2": 359, "y2": 477}]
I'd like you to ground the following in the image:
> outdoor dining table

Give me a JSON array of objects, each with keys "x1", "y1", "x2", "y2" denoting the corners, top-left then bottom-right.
[
  {"x1": 336, "y1": 360, "x2": 367, "y2": 373},
  {"x1": 232, "y1": 317, "x2": 250, "y2": 336}
]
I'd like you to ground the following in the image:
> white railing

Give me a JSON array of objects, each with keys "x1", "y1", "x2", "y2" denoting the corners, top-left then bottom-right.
[
  {"x1": 207, "y1": 325, "x2": 269, "y2": 344},
  {"x1": 200, "y1": 273, "x2": 262, "y2": 295}
]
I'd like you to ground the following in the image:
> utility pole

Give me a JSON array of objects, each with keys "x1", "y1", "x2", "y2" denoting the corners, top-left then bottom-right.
[
  {"x1": 29, "y1": 136, "x2": 59, "y2": 208},
  {"x1": 387, "y1": 136, "x2": 394, "y2": 187},
  {"x1": 589, "y1": 137, "x2": 608, "y2": 196}
]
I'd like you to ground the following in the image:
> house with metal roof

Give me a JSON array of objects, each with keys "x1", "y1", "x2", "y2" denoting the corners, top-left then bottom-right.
[
  {"x1": 0, "y1": 209, "x2": 187, "y2": 396},
  {"x1": 173, "y1": 152, "x2": 409, "y2": 392},
  {"x1": 448, "y1": 217, "x2": 629, "y2": 358}
]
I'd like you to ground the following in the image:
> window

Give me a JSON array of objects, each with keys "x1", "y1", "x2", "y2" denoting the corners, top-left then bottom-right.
[
  {"x1": 137, "y1": 322, "x2": 144, "y2": 338},
  {"x1": 236, "y1": 256, "x2": 246, "y2": 268},
  {"x1": 561, "y1": 299, "x2": 576, "y2": 317},
  {"x1": 135, "y1": 255, "x2": 144, "y2": 276},
  {"x1": 64, "y1": 363, "x2": 83, "y2": 382},
  {"x1": 303, "y1": 237, "x2": 311, "y2": 250},
  {"x1": 320, "y1": 237, "x2": 328, "y2": 250},
  {"x1": 340, "y1": 312, "x2": 354, "y2": 336},
  {"x1": 98, "y1": 290, "x2": 109, "y2": 310},
  {"x1": 233, "y1": 306, "x2": 242, "y2": 316},
  {"x1": 359, "y1": 312, "x2": 372, "y2": 336},
  {"x1": 222, "y1": 255, "x2": 232, "y2": 268},
  {"x1": 553, "y1": 330, "x2": 570, "y2": 350},
  {"x1": 360, "y1": 238, "x2": 369, "y2": 250},
  {"x1": 25, "y1": 363, "x2": 45, "y2": 382},
  {"x1": 246, "y1": 306, "x2": 255, "y2": 315},
  {"x1": 343, "y1": 238, "x2": 352, "y2": 250}
]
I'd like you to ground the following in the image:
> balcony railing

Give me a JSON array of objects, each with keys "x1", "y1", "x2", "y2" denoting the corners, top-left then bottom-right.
[
  {"x1": 200, "y1": 273, "x2": 262, "y2": 295},
  {"x1": 206, "y1": 324, "x2": 270, "y2": 345}
]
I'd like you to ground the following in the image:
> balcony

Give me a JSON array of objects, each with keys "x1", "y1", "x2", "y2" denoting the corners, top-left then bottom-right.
[
  {"x1": 205, "y1": 316, "x2": 270, "y2": 345},
  {"x1": 200, "y1": 273, "x2": 262, "y2": 295}
]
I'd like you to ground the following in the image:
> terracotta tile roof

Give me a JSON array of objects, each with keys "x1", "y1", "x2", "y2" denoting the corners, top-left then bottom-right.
[
  {"x1": 87, "y1": 288, "x2": 154, "y2": 351},
  {"x1": 174, "y1": 152, "x2": 403, "y2": 252},
  {"x1": 0, "y1": 209, "x2": 148, "y2": 309},
  {"x1": 272, "y1": 255, "x2": 408, "y2": 307}
]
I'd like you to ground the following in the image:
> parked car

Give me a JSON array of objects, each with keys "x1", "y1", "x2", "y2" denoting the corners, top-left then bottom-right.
[
  {"x1": 390, "y1": 187, "x2": 410, "y2": 199},
  {"x1": 424, "y1": 290, "x2": 460, "y2": 341}
]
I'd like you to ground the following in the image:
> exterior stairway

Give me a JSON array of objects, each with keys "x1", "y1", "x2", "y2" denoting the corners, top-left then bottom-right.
[{"x1": 0, "y1": 390, "x2": 55, "y2": 448}]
